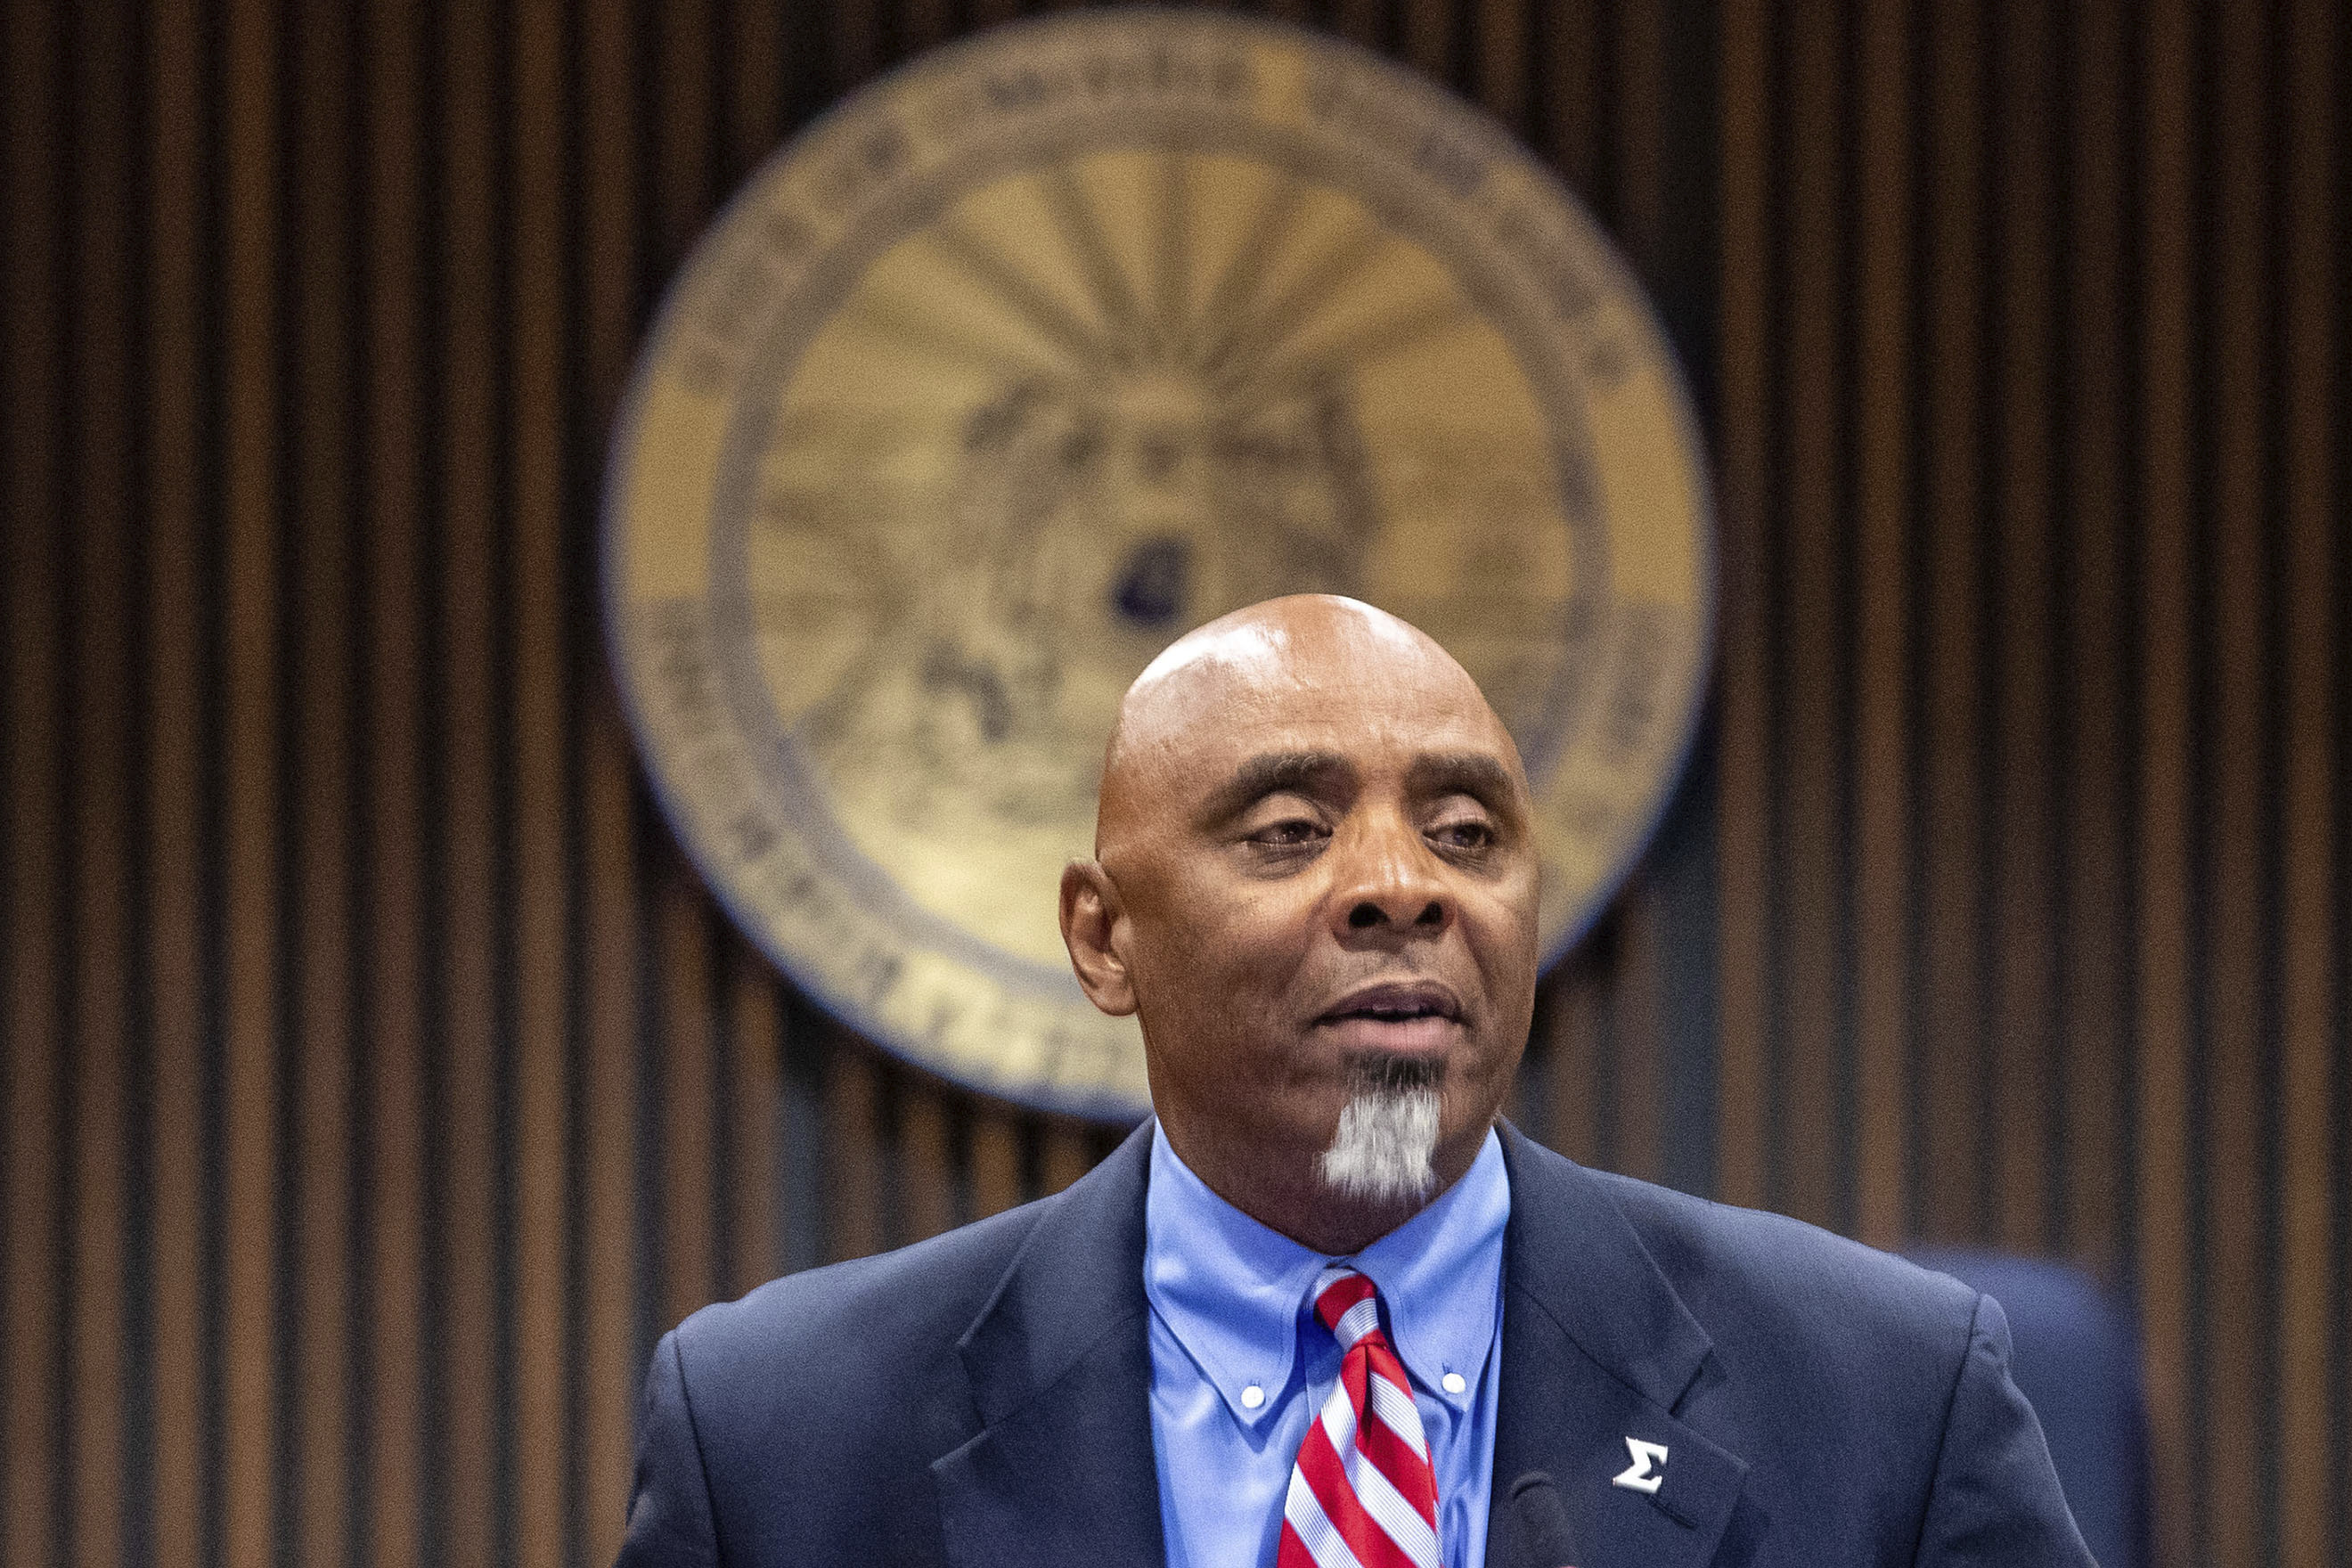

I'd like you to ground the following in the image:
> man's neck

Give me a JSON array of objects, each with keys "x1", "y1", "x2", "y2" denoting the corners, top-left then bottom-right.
[{"x1": 1162, "y1": 1119, "x2": 1490, "y2": 1255}]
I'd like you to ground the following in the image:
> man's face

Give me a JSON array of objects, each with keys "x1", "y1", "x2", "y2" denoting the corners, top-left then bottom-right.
[{"x1": 1076, "y1": 600, "x2": 1541, "y2": 1197}]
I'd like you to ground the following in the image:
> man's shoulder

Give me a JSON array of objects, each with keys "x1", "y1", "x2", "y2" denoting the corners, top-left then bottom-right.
[
  {"x1": 1503, "y1": 1131, "x2": 1981, "y2": 1383},
  {"x1": 1598, "y1": 1167, "x2": 1972, "y2": 1318},
  {"x1": 1567, "y1": 1158, "x2": 1984, "y2": 1406},
  {"x1": 670, "y1": 1196, "x2": 1049, "y2": 1405},
  {"x1": 665, "y1": 1121, "x2": 1153, "y2": 1457}
]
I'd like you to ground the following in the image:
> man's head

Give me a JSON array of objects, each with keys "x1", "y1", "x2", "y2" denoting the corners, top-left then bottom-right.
[{"x1": 1058, "y1": 594, "x2": 1541, "y2": 1253}]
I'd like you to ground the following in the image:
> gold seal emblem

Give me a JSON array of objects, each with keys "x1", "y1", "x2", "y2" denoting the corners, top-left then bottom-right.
[{"x1": 605, "y1": 12, "x2": 1713, "y2": 1119}]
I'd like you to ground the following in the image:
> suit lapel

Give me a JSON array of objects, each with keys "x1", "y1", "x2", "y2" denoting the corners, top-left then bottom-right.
[
  {"x1": 1485, "y1": 1126, "x2": 1752, "y2": 1568},
  {"x1": 934, "y1": 1124, "x2": 1165, "y2": 1568}
]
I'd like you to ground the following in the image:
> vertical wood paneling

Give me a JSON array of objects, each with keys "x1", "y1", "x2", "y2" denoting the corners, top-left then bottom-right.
[
  {"x1": 1989, "y1": 0, "x2": 2055, "y2": 1257},
  {"x1": 899, "y1": 1083, "x2": 958, "y2": 1245},
  {"x1": 828, "y1": 0, "x2": 883, "y2": 94},
  {"x1": 1612, "y1": 891, "x2": 1666, "y2": 1186},
  {"x1": 1777, "y1": 0, "x2": 1844, "y2": 1233},
  {"x1": 657, "y1": 0, "x2": 717, "y2": 262},
  {"x1": 575, "y1": 698, "x2": 639, "y2": 1568},
  {"x1": 2275, "y1": 7, "x2": 2340, "y2": 1564},
  {"x1": 362, "y1": 4, "x2": 431, "y2": 1564},
  {"x1": 575, "y1": 0, "x2": 642, "y2": 1556},
  {"x1": 2058, "y1": 0, "x2": 2129, "y2": 1284},
  {"x1": 2, "y1": 553, "x2": 61, "y2": 1568},
  {"x1": 824, "y1": 1044, "x2": 884, "y2": 1262},
  {"x1": 1711, "y1": 0, "x2": 1770, "y2": 1214},
  {"x1": 1472, "y1": 0, "x2": 1528, "y2": 131},
  {"x1": 2, "y1": 8, "x2": 68, "y2": 1565},
  {"x1": 510, "y1": 1, "x2": 572, "y2": 1564},
  {"x1": 1610, "y1": 0, "x2": 1667, "y2": 269},
  {"x1": 2136, "y1": 0, "x2": 2200, "y2": 1556},
  {"x1": 969, "y1": 0, "x2": 1023, "y2": 33},
  {"x1": 218, "y1": 1, "x2": 282, "y2": 1564},
  {"x1": 1918, "y1": 0, "x2": 1988, "y2": 1245},
  {"x1": 971, "y1": 1105, "x2": 1026, "y2": 1221},
  {"x1": 1849, "y1": 0, "x2": 1912, "y2": 1254},
  {"x1": 729, "y1": 0, "x2": 788, "y2": 171},
  {"x1": 728, "y1": 959, "x2": 786, "y2": 1289},
  {"x1": 903, "y1": 0, "x2": 954, "y2": 58},
  {"x1": 4, "y1": 6, "x2": 2349, "y2": 1567},
  {"x1": 1539, "y1": 0, "x2": 1600, "y2": 200},
  {"x1": 1402, "y1": 0, "x2": 1452, "y2": 81},
  {"x1": 437, "y1": 1, "x2": 505, "y2": 1559},
  {"x1": 290, "y1": 0, "x2": 359, "y2": 1559},
  {"x1": 1042, "y1": 1120, "x2": 1096, "y2": 1197},
  {"x1": 656, "y1": 876, "x2": 718, "y2": 1319},
  {"x1": 1543, "y1": 951, "x2": 1605, "y2": 1167},
  {"x1": 144, "y1": 1, "x2": 211, "y2": 1558},
  {"x1": 68, "y1": 4, "x2": 138, "y2": 1565},
  {"x1": 2202, "y1": 5, "x2": 2274, "y2": 1559},
  {"x1": 290, "y1": 3, "x2": 362, "y2": 1568}
]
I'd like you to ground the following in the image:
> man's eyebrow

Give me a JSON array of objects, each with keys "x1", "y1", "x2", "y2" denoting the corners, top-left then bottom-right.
[
  {"x1": 1193, "y1": 750, "x2": 1350, "y2": 827},
  {"x1": 1404, "y1": 751, "x2": 1521, "y2": 806}
]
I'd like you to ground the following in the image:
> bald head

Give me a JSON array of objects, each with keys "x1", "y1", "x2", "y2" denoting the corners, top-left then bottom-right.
[{"x1": 1096, "y1": 594, "x2": 1526, "y2": 860}]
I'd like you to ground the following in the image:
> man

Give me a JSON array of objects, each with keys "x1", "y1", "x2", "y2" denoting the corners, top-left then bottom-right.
[{"x1": 617, "y1": 595, "x2": 2092, "y2": 1567}]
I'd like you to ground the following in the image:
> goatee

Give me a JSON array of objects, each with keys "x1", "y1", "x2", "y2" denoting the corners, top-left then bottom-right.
[{"x1": 1318, "y1": 1055, "x2": 1442, "y2": 1205}]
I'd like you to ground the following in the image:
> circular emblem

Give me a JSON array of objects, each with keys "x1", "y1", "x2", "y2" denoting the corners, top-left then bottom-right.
[{"x1": 604, "y1": 11, "x2": 1714, "y2": 1121}]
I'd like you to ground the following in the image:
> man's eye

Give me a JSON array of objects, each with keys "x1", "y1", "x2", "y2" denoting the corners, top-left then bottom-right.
[
  {"x1": 1431, "y1": 820, "x2": 1495, "y2": 851},
  {"x1": 1249, "y1": 818, "x2": 1327, "y2": 848}
]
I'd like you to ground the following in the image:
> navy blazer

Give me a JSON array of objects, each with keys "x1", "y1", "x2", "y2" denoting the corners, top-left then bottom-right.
[{"x1": 616, "y1": 1123, "x2": 2091, "y2": 1567}]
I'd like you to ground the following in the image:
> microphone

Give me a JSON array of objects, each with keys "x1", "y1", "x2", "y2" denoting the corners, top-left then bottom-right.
[{"x1": 1505, "y1": 1471, "x2": 1582, "y2": 1568}]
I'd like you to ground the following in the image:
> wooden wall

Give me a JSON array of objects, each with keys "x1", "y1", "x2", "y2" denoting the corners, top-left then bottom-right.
[
  {"x1": 1706, "y1": 4, "x2": 2348, "y2": 1564},
  {"x1": 1, "y1": 2, "x2": 2343, "y2": 1566}
]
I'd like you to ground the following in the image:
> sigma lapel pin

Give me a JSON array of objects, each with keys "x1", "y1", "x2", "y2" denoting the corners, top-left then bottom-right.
[{"x1": 1610, "y1": 1437, "x2": 1670, "y2": 1495}]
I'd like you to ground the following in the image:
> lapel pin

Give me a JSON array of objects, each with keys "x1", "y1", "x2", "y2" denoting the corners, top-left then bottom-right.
[{"x1": 1611, "y1": 1437, "x2": 1670, "y2": 1495}]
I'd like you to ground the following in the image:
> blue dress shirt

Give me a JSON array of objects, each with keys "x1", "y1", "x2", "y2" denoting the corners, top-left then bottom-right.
[{"x1": 1143, "y1": 1123, "x2": 1511, "y2": 1568}]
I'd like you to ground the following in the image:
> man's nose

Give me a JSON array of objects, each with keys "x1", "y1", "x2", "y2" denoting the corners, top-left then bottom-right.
[{"x1": 1330, "y1": 813, "x2": 1452, "y2": 936}]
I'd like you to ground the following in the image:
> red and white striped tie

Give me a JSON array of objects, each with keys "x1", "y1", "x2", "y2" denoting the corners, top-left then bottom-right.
[{"x1": 1278, "y1": 1265, "x2": 1443, "y2": 1568}]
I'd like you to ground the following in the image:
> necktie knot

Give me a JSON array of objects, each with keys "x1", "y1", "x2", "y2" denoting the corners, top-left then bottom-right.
[{"x1": 1311, "y1": 1265, "x2": 1385, "y2": 1347}]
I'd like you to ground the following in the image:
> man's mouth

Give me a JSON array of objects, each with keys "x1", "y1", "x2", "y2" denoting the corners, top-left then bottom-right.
[{"x1": 1317, "y1": 982, "x2": 1463, "y2": 1051}]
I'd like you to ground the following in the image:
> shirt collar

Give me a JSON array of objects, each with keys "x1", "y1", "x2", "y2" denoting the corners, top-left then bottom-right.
[{"x1": 1143, "y1": 1120, "x2": 1511, "y2": 1432}]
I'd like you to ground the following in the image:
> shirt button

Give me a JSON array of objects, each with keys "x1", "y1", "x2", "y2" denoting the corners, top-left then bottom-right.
[
  {"x1": 1441, "y1": 1371, "x2": 1468, "y2": 1395},
  {"x1": 1241, "y1": 1384, "x2": 1266, "y2": 1409}
]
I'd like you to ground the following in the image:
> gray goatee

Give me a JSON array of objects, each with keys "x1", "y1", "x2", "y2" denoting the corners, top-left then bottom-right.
[{"x1": 1318, "y1": 1057, "x2": 1442, "y2": 1205}]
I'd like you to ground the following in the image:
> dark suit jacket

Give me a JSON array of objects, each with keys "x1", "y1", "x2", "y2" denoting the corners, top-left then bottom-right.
[{"x1": 615, "y1": 1123, "x2": 2091, "y2": 1567}]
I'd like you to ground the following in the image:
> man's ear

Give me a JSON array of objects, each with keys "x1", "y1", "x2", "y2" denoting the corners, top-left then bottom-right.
[{"x1": 1059, "y1": 860, "x2": 1138, "y2": 1017}]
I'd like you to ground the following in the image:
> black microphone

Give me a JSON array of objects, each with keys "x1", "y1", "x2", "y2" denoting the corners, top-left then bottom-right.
[{"x1": 1506, "y1": 1471, "x2": 1582, "y2": 1568}]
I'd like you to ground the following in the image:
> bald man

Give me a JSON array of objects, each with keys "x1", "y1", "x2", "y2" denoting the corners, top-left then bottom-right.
[{"x1": 616, "y1": 597, "x2": 2092, "y2": 1568}]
